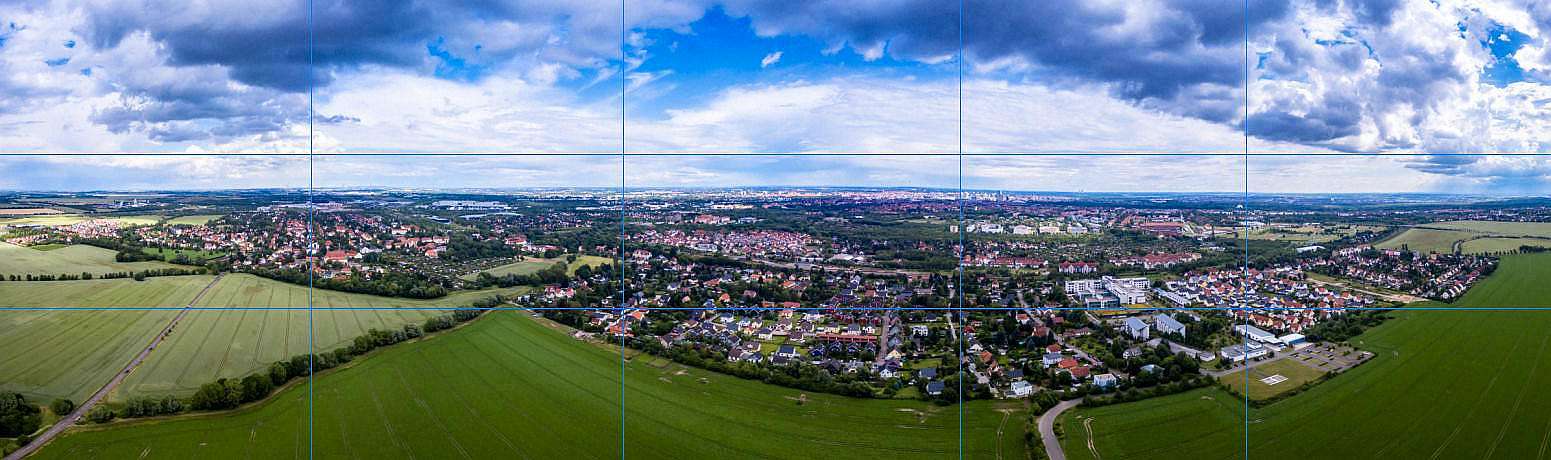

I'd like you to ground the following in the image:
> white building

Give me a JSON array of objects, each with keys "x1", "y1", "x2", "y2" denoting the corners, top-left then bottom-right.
[
  {"x1": 1155, "y1": 314, "x2": 1186, "y2": 337},
  {"x1": 1066, "y1": 276, "x2": 1150, "y2": 305},
  {"x1": 1234, "y1": 325, "x2": 1278, "y2": 344},
  {"x1": 1123, "y1": 317, "x2": 1150, "y2": 340}
]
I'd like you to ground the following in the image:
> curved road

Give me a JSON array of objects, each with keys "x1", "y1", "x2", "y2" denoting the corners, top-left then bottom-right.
[
  {"x1": 1038, "y1": 399, "x2": 1083, "y2": 460},
  {"x1": 6, "y1": 274, "x2": 222, "y2": 460}
]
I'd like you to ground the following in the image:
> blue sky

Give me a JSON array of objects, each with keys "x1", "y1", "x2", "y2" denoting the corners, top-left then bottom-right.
[{"x1": 0, "y1": 0, "x2": 1547, "y2": 192}]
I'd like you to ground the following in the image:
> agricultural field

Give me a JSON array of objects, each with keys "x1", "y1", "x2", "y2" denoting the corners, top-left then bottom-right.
[
  {"x1": 162, "y1": 214, "x2": 223, "y2": 226},
  {"x1": 1243, "y1": 224, "x2": 1386, "y2": 244},
  {"x1": 461, "y1": 254, "x2": 613, "y2": 280},
  {"x1": 0, "y1": 274, "x2": 529, "y2": 403},
  {"x1": 1057, "y1": 253, "x2": 1551, "y2": 459},
  {"x1": 1378, "y1": 220, "x2": 1551, "y2": 254},
  {"x1": 34, "y1": 312, "x2": 1022, "y2": 459},
  {"x1": 0, "y1": 242, "x2": 184, "y2": 276},
  {"x1": 0, "y1": 214, "x2": 161, "y2": 227}
]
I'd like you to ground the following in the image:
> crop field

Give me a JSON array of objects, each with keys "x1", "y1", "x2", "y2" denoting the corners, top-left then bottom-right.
[
  {"x1": 35, "y1": 312, "x2": 1020, "y2": 459},
  {"x1": 0, "y1": 310, "x2": 179, "y2": 402},
  {"x1": 1378, "y1": 220, "x2": 1551, "y2": 254},
  {"x1": 0, "y1": 273, "x2": 529, "y2": 402},
  {"x1": 0, "y1": 242, "x2": 183, "y2": 276},
  {"x1": 1222, "y1": 359, "x2": 1325, "y2": 401},
  {"x1": 462, "y1": 254, "x2": 613, "y2": 280},
  {"x1": 1057, "y1": 253, "x2": 1551, "y2": 459},
  {"x1": 0, "y1": 214, "x2": 161, "y2": 227}
]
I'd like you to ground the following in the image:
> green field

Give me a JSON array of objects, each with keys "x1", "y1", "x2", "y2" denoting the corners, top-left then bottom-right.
[
  {"x1": 0, "y1": 214, "x2": 161, "y2": 227},
  {"x1": 1378, "y1": 220, "x2": 1551, "y2": 254},
  {"x1": 0, "y1": 274, "x2": 530, "y2": 402},
  {"x1": 163, "y1": 214, "x2": 223, "y2": 226},
  {"x1": 0, "y1": 243, "x2": 183, "y2": 276},
  {"x1": 1244, "y1": 224, "x2": 1386, "y2": 244},
  {"x1": 35, "y1": 311, "x2": 1021, "y2": 459},
  {"x1": 1058, "y1": 253, "x2": 1551, "y2": 459},
  {"x1": 461, "y1": 254, "x2": 613, "y2": 280},
  {"x1": 1222, "y1": 359, "x2": 1325, "y2": 401}
]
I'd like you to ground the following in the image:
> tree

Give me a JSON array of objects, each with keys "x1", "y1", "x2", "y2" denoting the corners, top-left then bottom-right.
[
  {"x1": 49, "y1": 399, "x2": 75, "y2": 416},
  {"x1": 0, "y1": 392, "x2": 42, "y2": 436},
  {"x1": 240, "y1": 374, "x2": 274, "y2": 403},
  {"x1": 86, "y1": 405, "x2": 115, "y2": 423},
  {"x1": 268, "y1": 362, "x2": 290, "y2": 387}
]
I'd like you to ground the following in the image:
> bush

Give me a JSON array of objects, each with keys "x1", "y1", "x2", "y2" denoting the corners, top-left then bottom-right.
[
  {"x1": 49, "y1": 399, "x2": 75, "y2": 416},
  {"x1": 86, "y1": 405, "x2": 115, "y2": 423}
]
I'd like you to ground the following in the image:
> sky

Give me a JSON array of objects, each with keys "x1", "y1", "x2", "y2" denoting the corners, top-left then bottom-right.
[{"x1": 0, "y1": 0, "x2": 1547, "y2": 193}]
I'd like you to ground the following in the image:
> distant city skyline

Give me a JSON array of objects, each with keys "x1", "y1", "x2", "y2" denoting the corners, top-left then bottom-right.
[{"x1": 1, "y1": 153, "x2": 1548, "y2": 195}]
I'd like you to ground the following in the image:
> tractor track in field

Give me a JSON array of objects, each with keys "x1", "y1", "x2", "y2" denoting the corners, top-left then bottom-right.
[{"x1": 6, "y1": 274, "x2": 223, "y2": 460}]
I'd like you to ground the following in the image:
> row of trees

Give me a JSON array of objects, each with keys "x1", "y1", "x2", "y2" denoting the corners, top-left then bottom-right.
[
  {"x1": 0, "y1": 267, "x2": 206, "y2": 282},
  {"x1": 246, "y1": 267, "x2": 449, "y2": 299}
]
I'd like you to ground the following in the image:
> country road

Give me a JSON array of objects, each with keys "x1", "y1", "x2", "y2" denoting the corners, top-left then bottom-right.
[
  {"x1": 1038, "y1": 399, "x2": 1083, "y2": 460},
  {"x1": 5, "y1": 274, "x2": 223, "y2": 460}
]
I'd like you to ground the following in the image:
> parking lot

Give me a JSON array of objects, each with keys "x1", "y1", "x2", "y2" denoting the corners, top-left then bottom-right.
[{"x1": 1287, "y1": 343, "x2": 1371, "y2": 373}]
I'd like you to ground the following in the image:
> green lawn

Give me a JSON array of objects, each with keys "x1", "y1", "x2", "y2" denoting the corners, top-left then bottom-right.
[
  {"x1": 0, "y1": 242, "x2": 183, "y2": 277},
  {"x1": 1223, "y1": 359, "x2": 1326, "y2": 401},
  {"x1": 0, "y1": 274, "x2": 530, "y2": 402},
  {"x1": 461, "y1": 254, "x2": 613, "y2": 280},
  {"x1": 35, "y1": 312, "x2": 1022, "y2": 459},
  {"x1": 1057, "y1": 253, "x2": 1551, "y2": 459}
]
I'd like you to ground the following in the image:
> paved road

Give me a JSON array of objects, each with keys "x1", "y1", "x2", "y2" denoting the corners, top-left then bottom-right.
[
  {"x1": 6, "y1": 275, "x2": 223, "y2": 460},
  {"x1": 1038, "y1": 399, "x2": 1083, "y2": 460}
]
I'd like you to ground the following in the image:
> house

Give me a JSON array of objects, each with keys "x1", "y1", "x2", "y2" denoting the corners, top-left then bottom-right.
[
  {"x1": 1123, "y1": 317, "x2": 1150, "y2": 340},
  {"x1": 918, "y1": 367, "x2": 938, "y2": 381},
  {"x1": 1042, "y1": 352, "x2": 1065, "y2": 367},
  {"x1": 1155, "y1": 314, "x2": 1186, "y2": 337},
  {"x1": 1093, "y1": 373, "x2": 1117, "y2": 389},
  {"x1": 1009, "y1": 380, "x2": 1034, "y2": 398},
  {"x1": 775, "y1": 344, "x2": 798, "y2": 359},
  {"x1": 925, "y1": 381, "x2": 946, "y2": 396}
]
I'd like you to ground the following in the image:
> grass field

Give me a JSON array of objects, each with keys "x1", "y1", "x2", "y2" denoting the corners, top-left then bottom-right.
[
  {"x1": 163, "y1": 214, "x2": 223, "y2": 226},
  {"x1": 35, "y1": 311, "x2": 1021, "y2": 459},
  {"x1": 0, "y1": 242, "x2": 183, "y2": 276},
  {"x1": 461, "y1": 254, "x2": 613, "y2": 280},
  {"x1": 1222, "y1": 359, "x2": 1325, "y2": 401},
  {"x1": 1378, "y1": 220, "x2": 1551, "y2": 254},
  {"x1": 1057, "y1": 253, "x2": 1551, "y2": 459},
  {"x1": 0, "y1": 274, "x2": 531, "y2": 402}
]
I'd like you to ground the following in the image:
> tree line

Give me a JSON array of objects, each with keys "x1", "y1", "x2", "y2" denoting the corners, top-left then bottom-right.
[{"x1": 0, "y1": 267, "x2": 206, "y2": 282}]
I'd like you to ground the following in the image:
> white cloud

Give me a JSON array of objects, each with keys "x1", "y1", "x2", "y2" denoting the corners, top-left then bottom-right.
[{"x1": 760, "y1": 51, "x2": 782, "y2": 68}]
